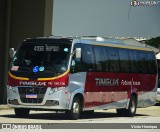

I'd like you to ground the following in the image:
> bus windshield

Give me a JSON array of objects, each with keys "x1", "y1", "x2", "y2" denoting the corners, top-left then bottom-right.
[{"x1": 11, "y1": 43, "x2": 71, "y2": 75}]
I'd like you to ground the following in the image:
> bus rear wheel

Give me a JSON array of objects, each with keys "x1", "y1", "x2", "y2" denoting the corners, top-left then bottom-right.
[
  {"x1": 116, "y1": 96, "x2": 137, "y2": 117},
  {"x1": 65, "y1": 97, "x2": 82, "y2": 120},
  {"x1": 14, "y1": 108, "x2": 30, "y2": 118}
]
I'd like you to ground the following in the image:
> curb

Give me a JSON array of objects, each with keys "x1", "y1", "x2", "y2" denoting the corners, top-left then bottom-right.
[{"x1": 0, "y1": 105, "x2": 12, "y2": 110}]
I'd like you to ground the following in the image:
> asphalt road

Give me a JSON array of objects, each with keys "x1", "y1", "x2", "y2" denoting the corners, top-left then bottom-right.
[
  {"x1": 0, "y1": 104, "x2": 160, "y2": 132},
  {"x1": 0, "y1": 104, "x2": 160, "y2": 123}
]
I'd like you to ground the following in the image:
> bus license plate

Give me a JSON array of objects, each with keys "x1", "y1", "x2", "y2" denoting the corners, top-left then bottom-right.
[{"x1": 26, "y1": 94, "x2": 37, "y2": 98}]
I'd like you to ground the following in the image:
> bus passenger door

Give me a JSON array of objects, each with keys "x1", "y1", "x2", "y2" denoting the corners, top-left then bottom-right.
[
  {"x1": 82, "y1": 45, "x2": 95, "y2": 109},
  {"x1": 84, "y1": 72, "x2": 94, "y2": 109}
]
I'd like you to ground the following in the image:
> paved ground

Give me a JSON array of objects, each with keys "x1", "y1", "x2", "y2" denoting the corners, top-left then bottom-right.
[
  {"x1": 0, "y1": 104, "x2": 160, "y2": 132},
  {"x1": 0, "y1": 104, "x2": 160, "y2": 123},
  {"x1": 0, "y1": 105, "x2": 11, "y2": 110}
]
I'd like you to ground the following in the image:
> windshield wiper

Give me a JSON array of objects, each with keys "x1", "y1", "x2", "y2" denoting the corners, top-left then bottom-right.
[{"x1": 17, "y1": 67, "x2": 30, "y2": 71}]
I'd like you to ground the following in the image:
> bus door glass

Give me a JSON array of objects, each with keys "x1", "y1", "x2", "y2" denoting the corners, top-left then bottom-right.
[{"x1": 82, "y1": 44, "x2": 95, "y2": 108}]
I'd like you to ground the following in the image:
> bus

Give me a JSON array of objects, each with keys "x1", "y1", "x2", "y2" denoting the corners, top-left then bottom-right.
[{"x1": 7, "y1": 36, "x2": 158, "y2": 120}]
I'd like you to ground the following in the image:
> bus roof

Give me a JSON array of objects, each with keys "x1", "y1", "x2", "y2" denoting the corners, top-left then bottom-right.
[
  {"x1": 24, "y1": 36, "x2": 153, "y2": 52},
  {"x1": 76, "y1": 36, "x2": 153, "y2": 52}
]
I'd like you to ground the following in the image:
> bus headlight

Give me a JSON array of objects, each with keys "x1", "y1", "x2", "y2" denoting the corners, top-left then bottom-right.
[
  {"x1": 49, "y1": 87, "x2": 66, "y2": 95},
  {"x1": 7, "y1": 85, "x2": 16, "y2": 93}
]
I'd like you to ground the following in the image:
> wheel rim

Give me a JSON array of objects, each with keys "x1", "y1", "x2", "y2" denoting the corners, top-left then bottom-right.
[
  {"x1": 131, "y1": 99, "x2": 136, "y2": 113},
  {"x1": 73, "y1": 102, "x2": 80, "y2": 114}
]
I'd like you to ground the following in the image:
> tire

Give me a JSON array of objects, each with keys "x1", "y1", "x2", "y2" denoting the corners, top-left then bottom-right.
[
  {"x1": 116, "y1": 96, "x2": 137, "y2": 117},
  {"x1": 127, "y1": 96, "x2": 137, "y2": 117},
  {"x1": 14, "y1": 108, "x2": 30, "y2": 118},
  {"x1": 65, "y1": 97, "x2": 82, "y2": 120}
]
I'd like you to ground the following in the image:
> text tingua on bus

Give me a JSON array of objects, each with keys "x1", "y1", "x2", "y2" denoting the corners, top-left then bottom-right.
[{"x1": 7, "y1": 36, "x2": 158, "y2": 120}]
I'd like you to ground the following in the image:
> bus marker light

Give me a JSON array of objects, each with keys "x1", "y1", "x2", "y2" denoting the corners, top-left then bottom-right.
[
  {"x1": 39, "y1": 66, "x2": 44, "y2": 71},
  {"x1": 33, "y1": 66, "x2": 39, "y2": 73}
]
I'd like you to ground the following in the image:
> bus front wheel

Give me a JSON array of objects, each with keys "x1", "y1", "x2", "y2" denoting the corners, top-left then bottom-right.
[{"x1": 65, "y1": 97, "x2": 82, "y2": 120}]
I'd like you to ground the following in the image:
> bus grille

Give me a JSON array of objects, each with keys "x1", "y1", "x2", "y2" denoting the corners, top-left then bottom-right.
[{"x1": 18, "y1": 87, "x2": 47, "y2": 103}]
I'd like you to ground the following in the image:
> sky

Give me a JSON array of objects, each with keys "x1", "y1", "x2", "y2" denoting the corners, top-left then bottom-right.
[{"x1": 52, "y1": 0, "x2": 160, "y2": 38}]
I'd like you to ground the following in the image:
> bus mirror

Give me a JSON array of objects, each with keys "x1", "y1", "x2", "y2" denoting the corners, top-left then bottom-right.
[
  {"x1": 9, "y1": 48, "x2": 15, "y2": 58},
  {"x1": 75, "y1": 48, "x2": 81, "y2": 59}
]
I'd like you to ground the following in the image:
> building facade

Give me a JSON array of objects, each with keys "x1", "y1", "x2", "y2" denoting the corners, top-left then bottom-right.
[{"x1": 0, "y1": 0, "x2": 53, "y2": 104}]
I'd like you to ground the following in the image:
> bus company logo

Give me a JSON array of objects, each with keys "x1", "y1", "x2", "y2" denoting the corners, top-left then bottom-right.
[
  {"x1": 19, "y1": 81, "x2": 46, "y2": 86},
  {"x1": 131, "y1": 0, "x2": 140, "y2": 6},
  {"x1": 130, "y1": 0, "x2": 160, "y2": 6},
  {"x1": 95, "y1": 78, "x2": 119, "y2": 87}
]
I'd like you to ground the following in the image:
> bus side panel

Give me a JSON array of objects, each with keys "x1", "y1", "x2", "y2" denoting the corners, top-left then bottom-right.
[
  {"x1": 84, "y1": 72, "x2": 157, "y2": 110},
  {"x1": 137, "y1": 74, "x2": 157, "y2": 107}
]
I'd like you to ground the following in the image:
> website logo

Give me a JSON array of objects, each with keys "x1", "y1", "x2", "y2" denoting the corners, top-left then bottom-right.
[
  {"x1": 130, "y1": 0, "x2": 160, "y2": 7},
  {"x1": 1, "y1": 123, "x2": 42, "y2": 129},
  {"x1": 131, "y1": 0, "x2": 140, "y2": 6},
  {"x1": 2, "y1": 124, "x2": 12, "y2": 129}
]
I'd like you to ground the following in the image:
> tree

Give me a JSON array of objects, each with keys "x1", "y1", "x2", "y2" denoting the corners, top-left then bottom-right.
[{"x1": 145, "y1": 36, "x2": 160, "y2": 48}]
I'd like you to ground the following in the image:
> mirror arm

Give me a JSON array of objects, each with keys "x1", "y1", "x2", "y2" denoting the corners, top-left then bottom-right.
[{"x1": 9, "y1": 48, "x2": 15, "y2": 58}]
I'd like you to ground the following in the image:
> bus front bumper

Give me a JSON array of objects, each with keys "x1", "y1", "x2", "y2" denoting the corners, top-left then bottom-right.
[{"x1": 7, "y1": 86, "x2": 70, "y2": 110}]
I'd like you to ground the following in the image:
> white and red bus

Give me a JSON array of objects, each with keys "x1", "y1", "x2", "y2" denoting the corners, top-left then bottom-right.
[{"x1": 7, "y1": 36, "x2": 157, "y2": 120}]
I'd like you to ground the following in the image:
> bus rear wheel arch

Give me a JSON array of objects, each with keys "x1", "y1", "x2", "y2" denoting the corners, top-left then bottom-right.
[{"x1": 116, "y1": 95, "x2": 137, "y2": 117}]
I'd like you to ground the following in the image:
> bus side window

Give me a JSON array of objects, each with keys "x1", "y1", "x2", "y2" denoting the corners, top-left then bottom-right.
[
  {"x1": 119, "y1": 48, "x2": 130, "y2": 73},
  {"x1": 143, "y1": 51, "x2": 149, "y2": 74},
  {"x1": 148, "y1": 52, "x2": 157, "y2": 74},
  {"x1": 138, "y1": 51, "x2": 148, "y2": 74},
  {"x1": 108, "y1": 47, "x2": 120, "y2": 72},
  {"x1": 93, "y1": 46, "x2": 108, "y2": 72},
  {"x1": 129, "y1": 50, "x2": 139, "y2": 73},
  {"x1": 82, "y1": 45, "x2": 95, "y2": 71}
]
